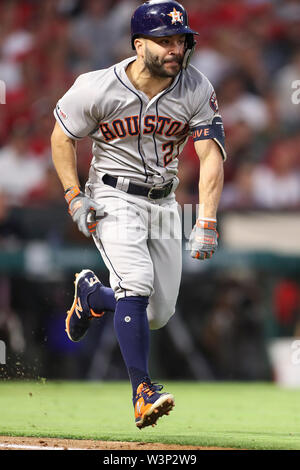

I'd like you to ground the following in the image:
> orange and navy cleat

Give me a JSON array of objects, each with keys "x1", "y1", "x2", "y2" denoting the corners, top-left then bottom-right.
[
  {"x1": 65, "y1": 269, "x2": 105, "y2": 342},
  {"x1": 133, "y1": 379, "x2": 175, "y2": 429}
]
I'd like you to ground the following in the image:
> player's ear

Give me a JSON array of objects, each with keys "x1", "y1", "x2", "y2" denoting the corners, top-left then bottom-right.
[{"x1": 134, "y1": 37, "x2": 145, "y2": 56}]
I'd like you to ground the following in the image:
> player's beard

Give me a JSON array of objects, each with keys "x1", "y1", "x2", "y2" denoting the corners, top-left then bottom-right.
[{"x1": 144, "y1": 46, "x2": 183, "y2": 78}]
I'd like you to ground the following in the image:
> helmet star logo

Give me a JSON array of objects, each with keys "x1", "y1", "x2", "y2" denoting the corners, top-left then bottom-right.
[{"x1": 167, "y1": 8, "x2": 183, "y2": 24}]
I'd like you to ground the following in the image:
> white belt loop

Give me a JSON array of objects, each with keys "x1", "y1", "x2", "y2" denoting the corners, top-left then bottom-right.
[{"x1": 116, "y1": 177, "x2": 130, "y2": 192}]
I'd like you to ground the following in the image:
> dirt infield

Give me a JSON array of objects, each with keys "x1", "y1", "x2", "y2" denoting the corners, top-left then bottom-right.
[{"x1": 0, "y1": 436, "x2": 237, "y2": 451}]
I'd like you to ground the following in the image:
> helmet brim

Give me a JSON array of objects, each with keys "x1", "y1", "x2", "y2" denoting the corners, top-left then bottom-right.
[{"x1": 132, "y1": 27, "x2": 198, "y2": 49}]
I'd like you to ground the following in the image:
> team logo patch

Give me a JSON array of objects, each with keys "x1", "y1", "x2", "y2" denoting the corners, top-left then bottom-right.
[
  {"x1": 167, "y1": 7, "x2": 183, "y2": 24},
  {"x1": 209, "y1": 92, "x2": 219, "y2": 113}
]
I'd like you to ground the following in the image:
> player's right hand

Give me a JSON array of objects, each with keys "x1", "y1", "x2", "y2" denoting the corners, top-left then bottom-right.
[{"x1": 64, "y1": 185, "x2": 105, "y2": 238}]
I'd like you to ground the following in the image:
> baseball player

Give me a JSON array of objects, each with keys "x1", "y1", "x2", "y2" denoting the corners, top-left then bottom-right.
[{"x1": 51, "y1": 0, "x2": 225, "y2": 429}]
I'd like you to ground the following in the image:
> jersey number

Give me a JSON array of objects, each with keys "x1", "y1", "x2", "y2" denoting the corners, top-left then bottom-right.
[{"x1": 162, "y1": 137, "x2": 186, "y2": 166}]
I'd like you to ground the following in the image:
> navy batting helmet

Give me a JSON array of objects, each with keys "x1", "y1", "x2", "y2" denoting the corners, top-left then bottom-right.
[{"x1": 131, "y1": 0, "x2": 198, "y2": 51}]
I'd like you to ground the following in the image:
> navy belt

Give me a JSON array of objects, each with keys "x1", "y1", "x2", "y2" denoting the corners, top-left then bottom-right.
[{"x1": 102, "y1": 174, "x2": 174, "y2": 200}]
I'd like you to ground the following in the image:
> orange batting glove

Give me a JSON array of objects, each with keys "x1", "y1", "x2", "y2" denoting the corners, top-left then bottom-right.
[{"x1": 64, "y1": 185, "x2": 104, "y2": 238}]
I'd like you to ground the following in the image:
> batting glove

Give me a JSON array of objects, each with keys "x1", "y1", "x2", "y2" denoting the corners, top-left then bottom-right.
[
  {"x1": 64, "y1": 185, "x2": 104, "y2": 238},
  {"x1": 189, "y1": 218, "x2": 218, "y2": 260}
]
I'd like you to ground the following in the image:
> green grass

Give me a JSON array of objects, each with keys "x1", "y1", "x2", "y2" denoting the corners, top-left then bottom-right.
[{"x1": 0, "y1": 380, "x2": 300, "y2": 450}]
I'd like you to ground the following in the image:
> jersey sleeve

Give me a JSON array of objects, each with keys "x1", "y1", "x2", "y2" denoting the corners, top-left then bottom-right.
[
  {"x1": 189, "y1": 77, "x2": 227, "y2": 161},
  {"x1": 53, "y1": 73, "x2": 99, "y2": 140}
]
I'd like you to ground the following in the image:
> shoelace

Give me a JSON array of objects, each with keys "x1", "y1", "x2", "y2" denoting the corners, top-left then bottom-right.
[{"x1": 141, "y1": 378, "x2": 163, "y2": 397}]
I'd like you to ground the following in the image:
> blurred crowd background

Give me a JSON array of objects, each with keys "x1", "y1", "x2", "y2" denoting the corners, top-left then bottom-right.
[{"x1": 0, "y1": 0, "x2": 300, "y2": 383}]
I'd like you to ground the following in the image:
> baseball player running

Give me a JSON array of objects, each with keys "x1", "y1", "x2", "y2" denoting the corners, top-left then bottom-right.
[{"x1": 51, "y1": 0, "x2": 225, "y2": 429}]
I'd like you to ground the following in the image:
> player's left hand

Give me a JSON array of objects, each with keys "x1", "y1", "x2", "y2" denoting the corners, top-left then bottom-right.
[
  {"x1": 188, "y1": 218, "x2": 218, "y2": 260},
  {"x1": 64, "y1": 185, "x2": 105, "y2": 238}
]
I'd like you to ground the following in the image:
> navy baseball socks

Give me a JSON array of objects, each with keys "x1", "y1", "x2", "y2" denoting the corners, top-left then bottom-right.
[
  {"x1": 65, "y1": 269, "x2": 116, "y2": 342},
  {"x1": 114, "y1": 296, "x2": 150, "y2": 394},
  {"x1": 114, "y1": 296, "x2": 175, "y2": 429}
]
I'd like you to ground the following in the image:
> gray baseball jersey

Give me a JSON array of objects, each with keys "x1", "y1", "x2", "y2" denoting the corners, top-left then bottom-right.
[
  {"x1": 54, "y1": 57, "x2": 226, "y2": 325},
  {"x1": 54, "y1": 56, "x2": 226, "y2": 186}
]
